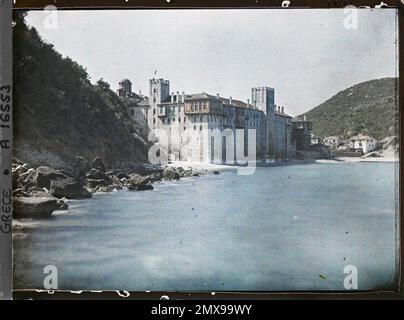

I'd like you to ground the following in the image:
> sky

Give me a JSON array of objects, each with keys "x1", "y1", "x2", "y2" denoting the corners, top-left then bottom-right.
[{"x1": 26, "y1": 9, "x2": 397, "y2": 116}]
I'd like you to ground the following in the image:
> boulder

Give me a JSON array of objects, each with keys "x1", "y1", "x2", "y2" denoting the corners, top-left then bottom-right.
[
  {"x1": 128, "y1": 184, "x2": 153, "y2": 191},
  {"x1": 33, "y1": 166, "x2": 67, "y2": 189},
  {"x1": 127, "y1": 173, "x2": 153, "y2": 191},
  {"x1": 117, "y1": 172, "x2": 129, "y2": 179},
  {"x1": 27, "y1": 186, "x2": 50, "y2": 197},
  {"x1": 163, "y1": 168, "x2": 180, "y2": 180},
  {"x1": 56, "y1": 199, "x2": 69, "y2": 211},
  {"x1": 17, "y1": 168, "x2": 35, "y2": 186},
  {"x1": 85, "y1": 178, "x2": 109, "y2": 188},
  {"x1": 50, "y1": 178, "x2": 92, "y2": 199},
  {"x1": 13, "y1": 197, "x2": 60, "y2": 219},
  {"x1": 86, "y1": 168, "x2": 112, "y2": 184},
  {"x1": 91, "y1": 156, "x2": 106, "y2": 172},
  {"x1": 213, "y1": 170, "x2": 220, "y2": 175},
  {"x1": 110, "y1": 175, "x2": 121, "y2": 185}
]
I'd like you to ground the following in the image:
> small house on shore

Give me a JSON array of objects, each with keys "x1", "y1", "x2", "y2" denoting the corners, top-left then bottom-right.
[
  {"x1": 350, "y1": 134, "x2": 377, "y2": 154},
  {"x1": 324, "y1": 136, "x2": 340, "y2": 148}
]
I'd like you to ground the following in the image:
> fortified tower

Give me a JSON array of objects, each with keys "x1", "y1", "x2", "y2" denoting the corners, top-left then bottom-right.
[
  {"x1": 251, "y1": 87, "x2": 276, "y2": 159},
  {"x1": 149, "y1": 78, "x2": 170, "y2": 107},
  {"x1": 147, "y1": 78, "x2": 170, "y2": 137},
  {"x1": 118, "y1": 79, "x2": 133, "y2": 98}
]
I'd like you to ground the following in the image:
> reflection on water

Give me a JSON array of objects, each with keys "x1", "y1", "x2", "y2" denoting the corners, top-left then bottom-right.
[{"x1": 13, "y1": 162, "x2": 398, "y2": 291}]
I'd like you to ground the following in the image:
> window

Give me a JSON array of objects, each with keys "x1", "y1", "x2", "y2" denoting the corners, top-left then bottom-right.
[
  {"x1": 130, "y1": 109, "x2": 134, "y2": 116},
  {"x1": 173, "y1": 117, "x2": 175, "y2": 123},
  {"x1": 162, "y1": 118, "x2": 165, "y2": 124},
  {"x1": 200, "y1": 116, "x2": 203, "y2": 122},
  {"x1": 184, "y1": 116, "x2": 186, "y2": 123},
  {"x1": 184, "y1": 127, "x2": 186, "y2": 131},
  {"x1": 153, "y1": 118, "x2": 156, "y2": 124},
  {"x1": 179, "y1": 117, "x2": 181, "y2": 123},
  {"x1": 199, "y1": 125, "x2": 202, "y2": 131},
  {"x1": 153, "y1": 108, "x2": 156, "y2": 115},
  {"x1": 194, "y1": 125, "x2": 196, "y2": 130}
]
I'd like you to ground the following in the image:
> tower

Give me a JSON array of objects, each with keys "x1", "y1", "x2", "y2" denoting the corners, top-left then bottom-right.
[
  {"x1": 251, "y1": 87, "x2": 275, "y2": 115},
  {"x1": 147, "y1": 78, "x2": 170, "y2": 134},
  {"x1": 118, "y1": 79, "x2": 133, "y2": 97},
  {"x1": 251, "y1": 87, "x2": 276, "y2": 159},
  {"x1": 149, "y1": 78, "x2": 170, "y2": 107}
]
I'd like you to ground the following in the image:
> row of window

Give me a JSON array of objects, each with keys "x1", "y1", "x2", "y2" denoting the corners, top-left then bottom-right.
[
  {"x1": 162, "y1": 116, "x2": 187, "y2": 124},
  {"x1": 190, "y1": 102, "x2": 208, "y2": 111},
  {"x1": 131, "y1": 112, "x2": 262, "y2": 128}
]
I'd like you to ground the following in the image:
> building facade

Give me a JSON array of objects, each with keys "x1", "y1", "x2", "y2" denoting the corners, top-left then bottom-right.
[
  {"x1": 350, "y1": 134, "x2": 377, "y2": 154},
  {"x1": 120, "y1": 78, "x2": 311, "y2": 164},
  {"x1": 324, "y1": 136, "x2": 340, "y2": 148}
]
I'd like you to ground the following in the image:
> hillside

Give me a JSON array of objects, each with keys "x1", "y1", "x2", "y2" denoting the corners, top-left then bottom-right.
[
  {"x1": 13, "y1": 12, "x2": 148, "y2": 169},
  {"x1": 300, "y1": 78, "x2": 398, "y2": 141}
]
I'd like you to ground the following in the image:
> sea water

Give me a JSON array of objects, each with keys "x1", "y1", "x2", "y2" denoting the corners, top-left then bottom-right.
[{"x1": 13, "y1": 162, "x2": 398, "y2": 291}]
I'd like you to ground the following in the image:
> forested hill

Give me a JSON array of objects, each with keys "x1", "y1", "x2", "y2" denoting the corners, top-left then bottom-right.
[
  {"x1": 13, "y1": 12, "x2": 148, "y2": 169},
  {"x1": 299, "y1": 77, "x2": 398, "y2": 141}
]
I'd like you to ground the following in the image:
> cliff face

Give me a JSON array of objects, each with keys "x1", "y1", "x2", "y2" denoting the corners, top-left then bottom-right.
[
  {"x1": 300, "y1": 77, "x2": 398, "y2": 141},
  {"x1": 13, "y1": 12, "x2": 148, "y2": 169}
]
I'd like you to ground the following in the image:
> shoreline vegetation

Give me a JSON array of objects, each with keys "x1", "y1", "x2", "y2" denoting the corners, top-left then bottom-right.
[{"x1": 12, "y1": 155, "x2": 398, "y2": 220}]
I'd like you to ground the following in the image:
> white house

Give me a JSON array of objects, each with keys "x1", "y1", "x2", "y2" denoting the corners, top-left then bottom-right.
[
  {"x1": 323, "y1": 136, "x2": 340, "y2": 148},
  {"x1": 350, "y1": 134, "x2": 377, "y2": 154}
]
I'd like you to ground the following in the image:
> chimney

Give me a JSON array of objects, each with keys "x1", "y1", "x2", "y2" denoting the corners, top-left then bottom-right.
[
  {"x1": 229, "y1": 97, "x2": 233, "y2": 105},
  {"x1": 216, "y1": 93, "x2": 220, "y2": 99},
  {"x1": 247, "y1": 99, "x2": 250, "y2": 107},
  {"x1": 139, "y1": 90, "x2": 142, "y2": 96},
  {"x1": 171, "y1": 92, "x2": 175, "y2": 102},
  {"x1": 182, "y1": 91, "x2": 185, "y2": 103},
  {"x1": 176, "y1": 91, "x2": 179, "y2": 103},
  {"x1": 278, "y1": 106, "x2": 281, "y2": 113},
  {"x1": 281, "y1": 106, "x2": 284, "y2": 114},
  {"x1": 304, "y1": 115, "x2": 307, "y2": 121}
]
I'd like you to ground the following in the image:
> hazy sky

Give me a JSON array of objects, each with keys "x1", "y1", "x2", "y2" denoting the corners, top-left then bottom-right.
[{"x1": 26, "y1": 9, "x2": 397, "y2": 116}]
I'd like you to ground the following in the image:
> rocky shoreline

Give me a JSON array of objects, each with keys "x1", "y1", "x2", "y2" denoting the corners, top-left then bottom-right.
[{"x1": 12, "y1": 156, "x2": 203, "y2": 219}]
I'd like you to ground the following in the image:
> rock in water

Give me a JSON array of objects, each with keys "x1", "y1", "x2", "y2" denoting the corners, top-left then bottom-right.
[
  {"x1": 128, "y1": 184, "x2": 153, "y2": 191},
  {"x1": 127, "y1": 173, "x2": 153, "y2": 191},
  {"x1": 50, "y1": 178, "x2": 92, "y2": 199},
  {"x1": 91, "y1": 156, "x2": 106, "y2": 172},
  {"x1": 13, "y1": 197, "x2": 60, "y2": 219}
]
